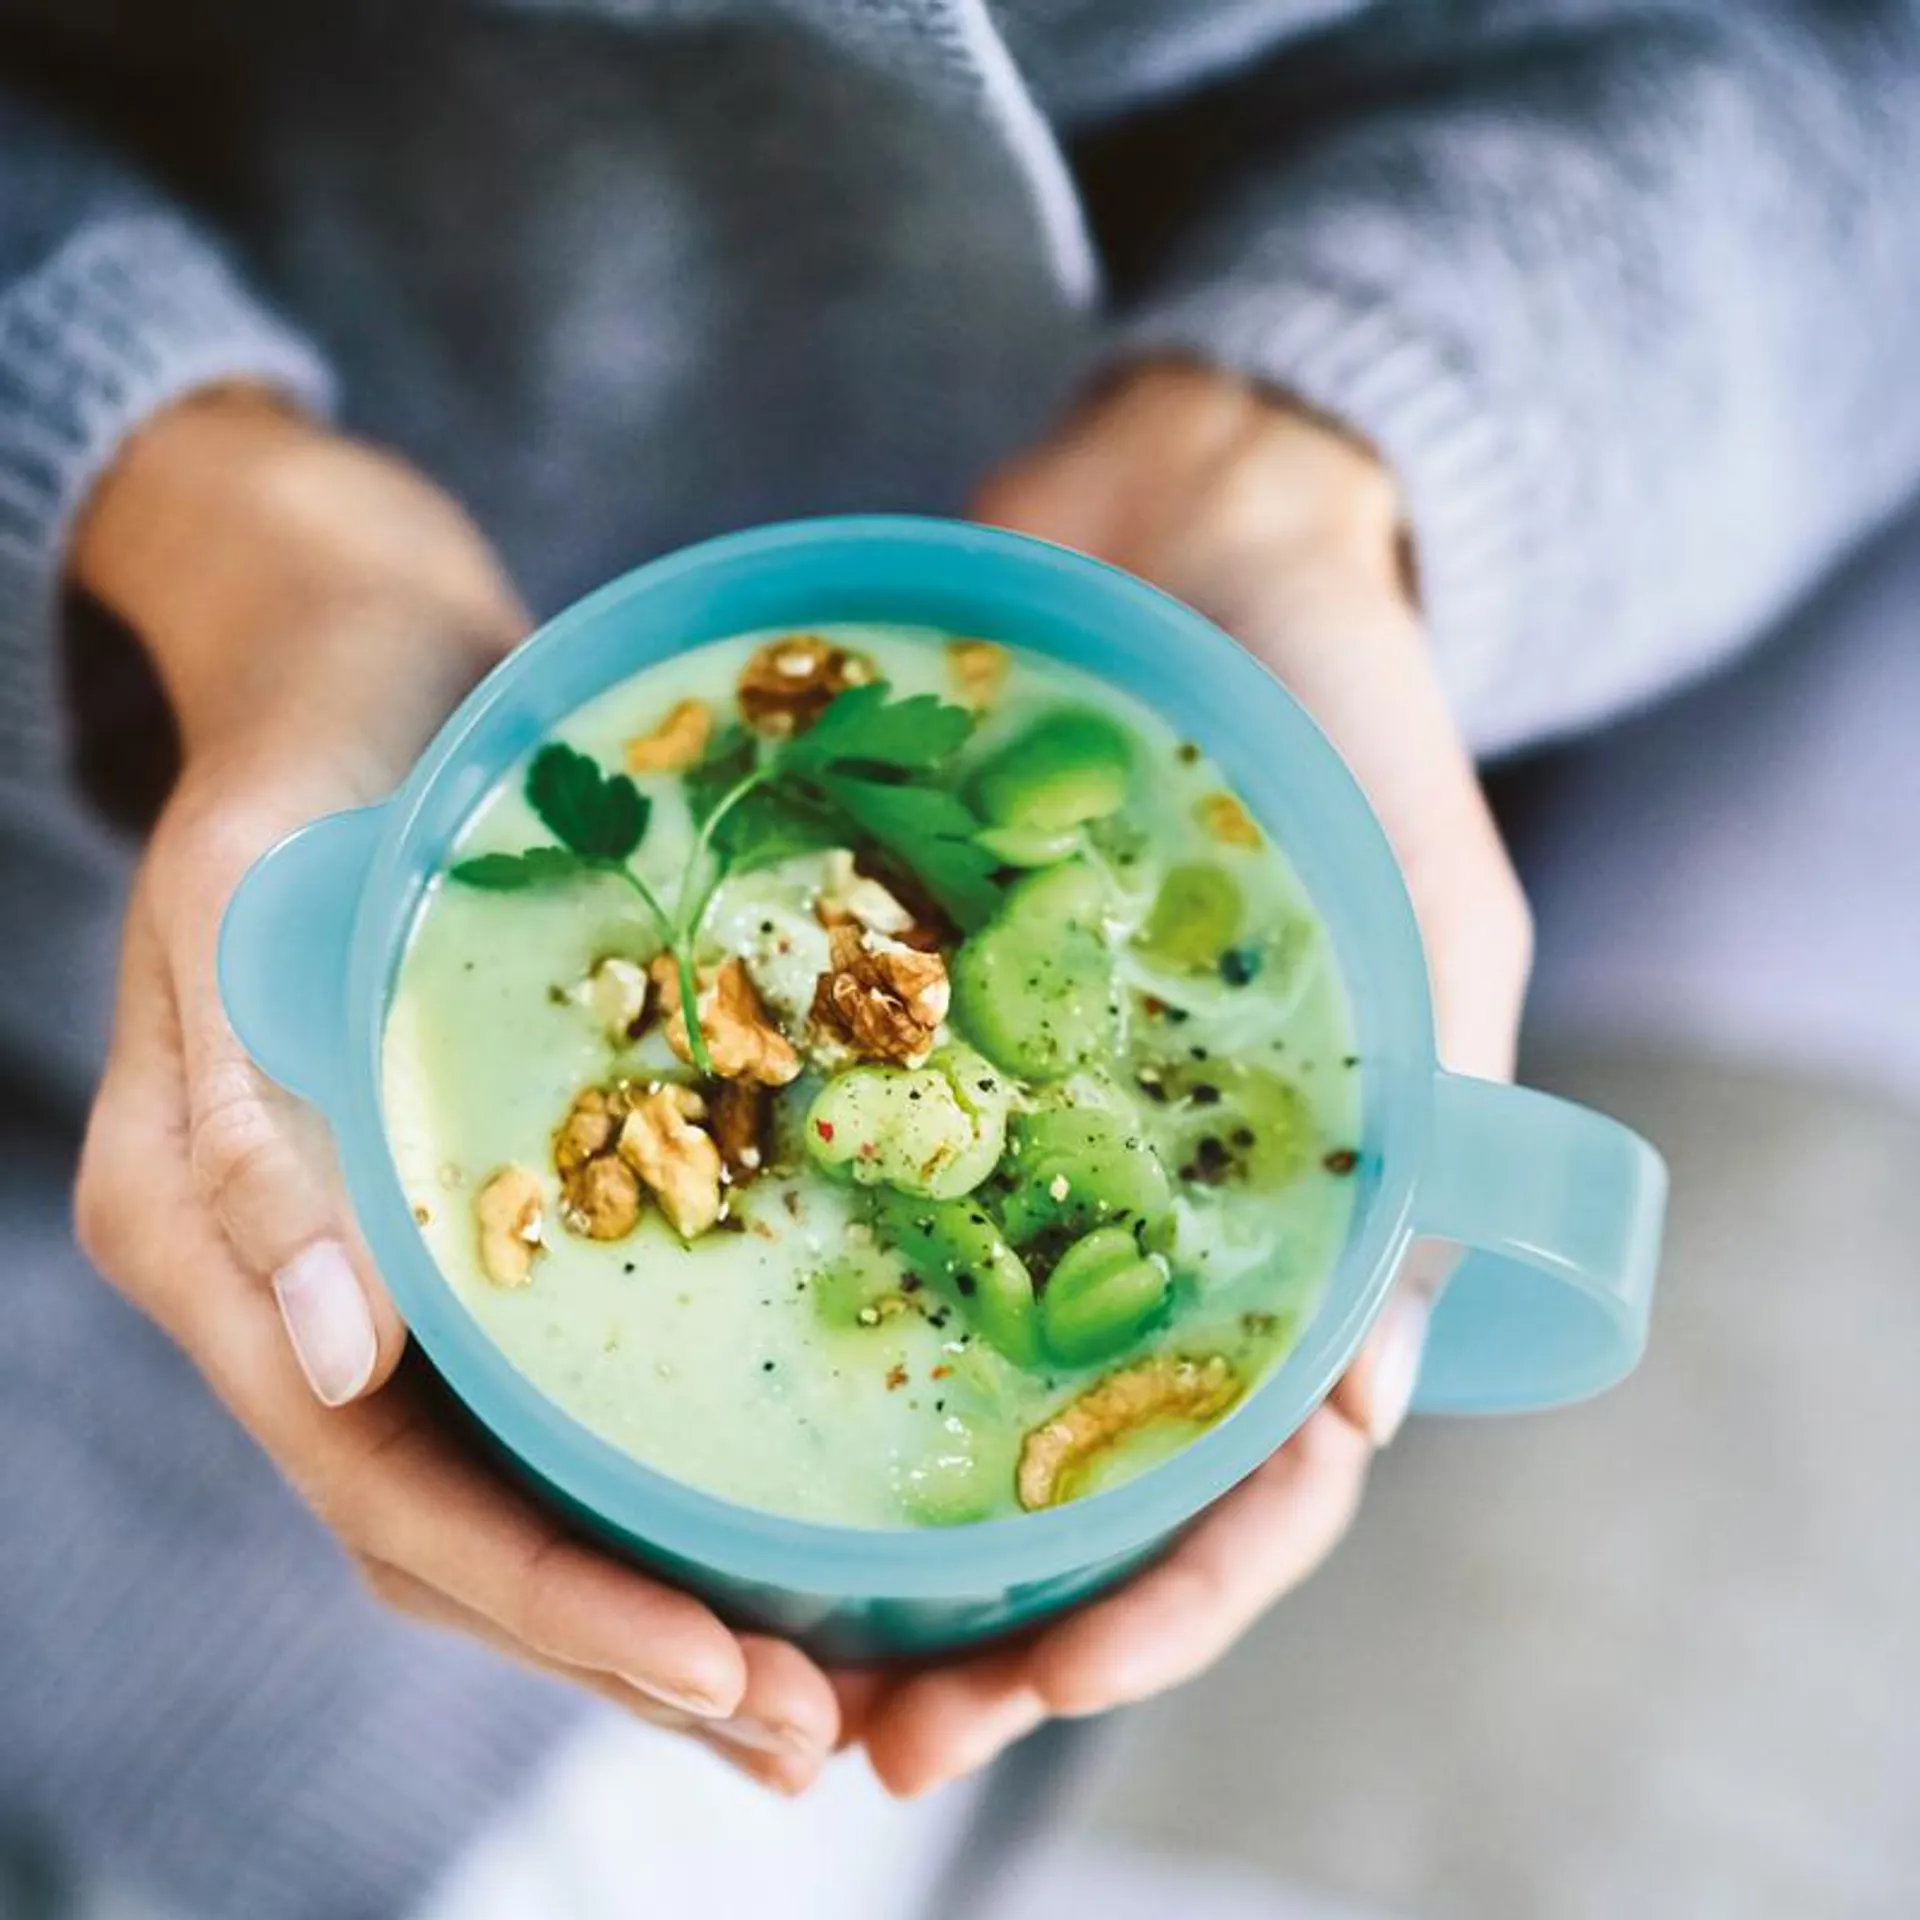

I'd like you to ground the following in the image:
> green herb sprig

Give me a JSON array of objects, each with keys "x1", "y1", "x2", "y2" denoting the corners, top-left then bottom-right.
[
  {"x1": 448, "y1": 743, "x2": 707, "y2": 1057},
  {"x1": 450, "y1": 683, "x2": 1002, "y2": 1067}
]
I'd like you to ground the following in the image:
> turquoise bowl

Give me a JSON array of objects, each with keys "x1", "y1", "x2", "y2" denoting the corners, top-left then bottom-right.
[{"x1": 219, "y1": 516, "x2": 1666, "y2": 1663}]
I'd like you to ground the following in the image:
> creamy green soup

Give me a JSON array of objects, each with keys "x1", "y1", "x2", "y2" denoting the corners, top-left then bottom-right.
[{"x1": 384, "y1": 626, "x2": 1360, "y2": 1527}]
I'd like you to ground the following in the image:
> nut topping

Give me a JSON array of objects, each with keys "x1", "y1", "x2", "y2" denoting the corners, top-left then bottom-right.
[
  {"x1": 808, "y1": 922, "x2": 950, "y2": 1068},
  {"x1": 562, "y1": 1152, "x2": 644, "y2": 1241},
  {"x1": 618, "y1": 1085, "x2": 725, "y2": 1240},
  {"x1": 736, "y1": 634, "x2": 875, "y2": 737},
  {"x1": 1197, "y1": 790, "x2": 1263, "y2": 849},
  {"x1": 708, "y1": 1078, "x2": 772, "y2": 1186},
  {"x1": 623, "y1": 698, "x2": 713, "y2": 774},
  {"x1": 650, "y1": 955, "x2": 802, "y2": 1086},
  {"x1": 947, "y1": 639, "x2": 1009, "y2": 710},
  {"x1": 554, "y1": 1084, "x2": 622, "y2": 1178},
  {"x1": 581, "y1": 955, "x2": 652, "y2": 1045},
  {"x1": 552, "y1": 1085, "x2": 646, "y2": 1239},
  {"x1": 474, "y1": 1164, "x2": 546, "y2": 1287},
  {"x1": 1016, "y1": 1354, "x2": 1242, "y2": 1510},
  {"x1": 815, "y1": 849, "x2": 914, "y2": 939}
]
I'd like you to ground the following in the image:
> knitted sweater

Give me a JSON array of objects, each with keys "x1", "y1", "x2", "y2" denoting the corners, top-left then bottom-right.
[{"x1": 4, "y1": 4, "x2": 1919, "y2": 1914}]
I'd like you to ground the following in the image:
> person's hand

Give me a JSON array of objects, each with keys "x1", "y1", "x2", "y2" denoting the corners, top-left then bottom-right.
[
  {"x1": 844, "y1": 360, "x2": 1533, "y2": 1795},
  {"x1": 70, "y1": 390, "x2": 839, "y2": 1793}
]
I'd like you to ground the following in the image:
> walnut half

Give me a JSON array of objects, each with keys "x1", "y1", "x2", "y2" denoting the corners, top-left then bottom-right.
[
  {"x1": 808, "y1": 922, "x2": 950, "y2": 1068},
  {"x1": 474, "y1": 1164, "x2": 546, "y2": 1287},
  {"x1": 1016, "y1": 1354, "x2": 1242, "y2": 1511},
  {"x1": 736, "y1": 634, "x2": 874, "y2": 737},
  {"x1": 651, "y1": 955, "x2": 802, "y2": 1087},
  {"x1": 618, "y1": 1085, "x2": 725, "y2": 1240}
]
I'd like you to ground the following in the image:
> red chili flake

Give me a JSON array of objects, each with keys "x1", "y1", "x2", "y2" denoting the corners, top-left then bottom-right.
[
  {"x1": 1142, "y1": 995, "x2": 1167, "y2": 1018},
  {"x1": 1323, "y1": 1148, "x2": 1359, "y2": 1176},
  {"x1": 815, "y1": 1120, "x2": 835, "y2": 1142},
  {"x1": 885, "y1": 1363, "x2": 909, "y2": 1391},
  {"x1": 931, "y1": 1364, "x2": 953, "y2": 1380},
  {"x1": 858, "y1": 1141, "x2": 878, "y2": 1160}
]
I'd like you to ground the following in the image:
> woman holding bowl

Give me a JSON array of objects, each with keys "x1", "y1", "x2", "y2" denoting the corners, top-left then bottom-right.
[{"x1": 2, "y1": 3, "x2": 1914, "y2": 1914}]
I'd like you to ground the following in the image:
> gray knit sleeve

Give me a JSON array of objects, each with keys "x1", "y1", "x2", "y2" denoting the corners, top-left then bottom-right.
[
  {"x1": 0, "y1": 87, "x2": 334, "y2": 790},
  {"x1": 1116, "y1": 5, "x2": 1920, "y2": 755}
]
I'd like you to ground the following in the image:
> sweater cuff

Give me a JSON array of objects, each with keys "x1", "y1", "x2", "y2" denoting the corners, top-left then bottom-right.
[
  {"x1": 0, "y1": 215, "x2": 336, "y2": 788},
  {"x1": 1120, "y1": 276, "x2": 1558, "y2": 757}
]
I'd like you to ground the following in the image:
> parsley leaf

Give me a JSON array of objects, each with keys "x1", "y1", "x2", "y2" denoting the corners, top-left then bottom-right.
[
  {"x1": 526, "y1": 743, "x2": 650, "y2": 861},
  {"x1": 691, "y1": 684, "x2": 1000, "y2": 924},
  {"x1": 781, "y1": 685, "x2": 973, "y2": 778},
  {"x1": 718, "y1": 787, "x2": 847, "y2": 871},
  {"x1": 685, "y1": 724, "x2": 841, "y2": 872},
  {"x1": 448, "y1": 847, "x2": 591, "y2": 890},
  {"x1": 683, "y1": 724, "x2": 758, "y2": 824},
  {"x1": 818, "y1": 773, "x2": 1002, "y2": 927}
]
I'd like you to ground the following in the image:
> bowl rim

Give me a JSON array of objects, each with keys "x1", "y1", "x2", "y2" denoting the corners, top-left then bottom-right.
[{"x1": 339, "y1": 515, "x2": 1436, "y2": 1597}]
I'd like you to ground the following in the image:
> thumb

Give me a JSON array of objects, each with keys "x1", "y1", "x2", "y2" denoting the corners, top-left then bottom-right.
[
  {"x1": 186, "y1": 1051, "x2": 409, "y2": 1405},
  {"x1": 1328, "y1": 1242, "x2": 1454, "y2": 1448},
  {"x1": 158, "y1": 781, "x2": 413, "y2": 1407}
]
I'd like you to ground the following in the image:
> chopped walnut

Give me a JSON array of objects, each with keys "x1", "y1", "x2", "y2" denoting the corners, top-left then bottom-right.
[
  {"x1": 474, "y1": 1165, "x2": 546, "y2": 1287},
  {"x1": 708, "y1": 1078, "x2": 772, "y2": 1186},
  {"x1": 814, "y1": 849, "x2": 914, "y2": 938},
  {"x1": 618, "y1": 1085, "x2": 725, "y2": 1239},
  {"x1": 623, "y1": 698, "x2": 713, "y2": 774},
  {"x1": 562, "y1": 1152, "x2": 644, "y2": 1240},
  {"x1": 649, "y1": 955, "x2": 802, "y2": 1086},
  {"x1": 554, "y1": 1085, "x2": 621, "y2": 1178},
  {"x1": 1197, "y1": 790, "x2": 1263, "y2": 849},
  {"x1": 551, "y1": 1084, "x2": 647, "y2": 1239},
  {"x1": 1016, "y1": 1354, "x2": 1242, "y2": 1511},
  {"x1": 808, "y1": 922, "x2": 950, "y2": 1068},
  {"x1": 581, "y1": 956, "x2": 652, "y2": 1045},
  {"x1": 947, "y1": 638, "x2": 1009, "y2": 710},
  {"x1": 736, "y1": 634, "x2": 875, "y2": 737}
]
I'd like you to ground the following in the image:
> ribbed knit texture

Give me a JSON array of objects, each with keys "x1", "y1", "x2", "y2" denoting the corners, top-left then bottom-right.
[
  {"x1": 1129, "y1": 278, "x2": 1530, "y2": 735},
  {"x1": 5, "y1": 4, "x2": 1920, "y2": 1914},
  {"x1": 0, "y1": 218, "x2": 334, "y2": 789},
  {"x1": 1108, "y1": 6, "x2": 1920, "y2": 753}
]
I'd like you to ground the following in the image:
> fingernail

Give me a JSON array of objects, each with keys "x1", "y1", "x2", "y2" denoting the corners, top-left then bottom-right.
[
  {"x1": 627, "y1": 1677, "x2": 729, "y2": 1721},
  {"x1": 695, "y1": 1733, "x2": 815, "y2": 1797},
  {"x1": 703, "y1": 1715, "x2": 815, "y2": 1759},
  {"x1": 1368, "y1": 1290, "x2": 1431, "y2": 1448},
  {"x1": 634, "y1": 1704, "x2": 700, "y2": 1734},
  {"x1": 272, "y1": 1241, "x2": 378, "y2": 1407}
]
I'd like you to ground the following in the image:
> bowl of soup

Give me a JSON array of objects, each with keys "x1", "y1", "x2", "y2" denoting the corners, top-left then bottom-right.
[{"x1": 220, "y1": 516, "x2": 1666, "y2": 1661}]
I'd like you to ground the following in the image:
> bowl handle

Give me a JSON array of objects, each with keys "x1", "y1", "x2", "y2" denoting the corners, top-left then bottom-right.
[
  {"x1": 217, "y1": 806, "x2": 388, "y2": 1116},
  {"x1": 1407, "y1": 1071, "x2": 1667, "y2": 1413}
]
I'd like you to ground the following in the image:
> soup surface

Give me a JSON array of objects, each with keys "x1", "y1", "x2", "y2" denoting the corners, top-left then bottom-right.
[{"x1": 384, "y1": 625, "x2": 1360, "y2": 1526}]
